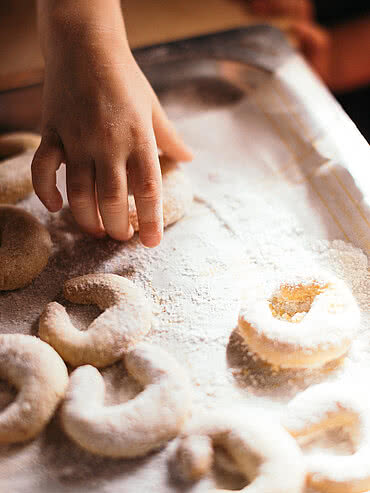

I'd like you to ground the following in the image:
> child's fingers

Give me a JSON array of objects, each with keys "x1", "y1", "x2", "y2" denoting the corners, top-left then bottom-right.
[
  {"x1": 31, "y1": 132, "x2": 64, "y2": 212},
  {"x1": 95, "y1": 158, "x2": 133, "y2": 242},
  {"x1": 66, "y1": 161, "x2": 105, "y2": 238},
  {"x1": 152, "y1": 100, "x2": 193, "y2": 162},
  {"x1": 128, "y1": 139, "x2": 163, "y2": 248}
]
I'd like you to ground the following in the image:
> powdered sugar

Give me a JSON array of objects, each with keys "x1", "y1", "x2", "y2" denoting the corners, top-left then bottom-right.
[
  {"x1": 0, "y1": 90, "x2": 369, "y2": 492},
  {"x1": 239, "y1": 272, "x2": 360, "y2": 349},
  {"x1": 283, "y1": 381, "x2": 370, "y2": 486}
]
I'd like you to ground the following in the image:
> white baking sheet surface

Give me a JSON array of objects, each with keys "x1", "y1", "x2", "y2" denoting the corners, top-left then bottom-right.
[{"x1": 0, "y1": 54, "x2": 369, "y2": 493}]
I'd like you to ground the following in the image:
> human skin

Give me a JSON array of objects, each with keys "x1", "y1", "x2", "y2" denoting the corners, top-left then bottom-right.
[
  {"x1": 249, "y1": 0, "x2": 370, "y2": 92},
  {"x1": 32, "y1": 0, "x2": 193, "y2": 247},
  {"x1": 249, "y1": 0, "x2": 314, "y2": 21},
  {"x1": 288, "y1": 16, "x2": 370, "y2": 92},
  {"x1": 326, "y1": 16, "x2": 370, "y2": 92}
]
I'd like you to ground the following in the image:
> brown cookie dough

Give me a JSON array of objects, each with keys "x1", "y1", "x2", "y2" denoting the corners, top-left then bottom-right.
[
  {"x1": 0, "y1": 132, "x2": 41, "y2": 204},
  {"x1": 0, "y1": 205, "x2": 52, "y2": 290}
]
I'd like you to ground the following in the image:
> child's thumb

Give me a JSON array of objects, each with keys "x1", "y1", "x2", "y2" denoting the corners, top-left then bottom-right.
[{"x1": 31, "y1": 130, "x2": 64, "y2": 212}]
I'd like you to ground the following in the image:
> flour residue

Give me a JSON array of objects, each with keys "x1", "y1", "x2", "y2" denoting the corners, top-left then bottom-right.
[{"x1": 0, "y1": 98, "x2": 369, "y2": 493}]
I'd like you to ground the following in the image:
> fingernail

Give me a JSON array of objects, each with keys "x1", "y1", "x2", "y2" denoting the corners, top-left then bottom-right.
[
  {"x1": 128, "y1": 223, "x2": 135, "y2": 238},
  {"x1": 47, "y1": 201, "x2": 62, "y2": 212},
  {"x1": 141, "y1": 238, "x2": 161, "y2": 248},
  {"x1": 183, "y1": 147, "x2": 195, "y2": 161}
]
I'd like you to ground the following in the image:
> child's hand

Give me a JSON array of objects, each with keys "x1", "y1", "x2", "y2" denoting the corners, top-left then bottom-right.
[
  {"x1": 248, "y1": 0, "x2": 330, "y2": 84},
  {"x1": 32, "y1": 1, "x2": 192, "y2": 247},
  {"x1": 288, "y1": 21, "x2": 331, "y2": 84}
]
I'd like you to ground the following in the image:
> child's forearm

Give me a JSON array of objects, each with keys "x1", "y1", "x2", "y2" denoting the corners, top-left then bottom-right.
[
  {"x1": 328, "y1": 15, "x2": 370, "y2": 92},
  {"x1": 37, "y1": 0, "x2": 130, "y2": 61}
]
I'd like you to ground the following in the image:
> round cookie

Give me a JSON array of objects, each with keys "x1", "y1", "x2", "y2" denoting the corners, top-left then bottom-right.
[
  {"x1": 238, "y1": 272, "x2": 360, "y2": 369},
  {"x1": 128, "y1": 155, "x2": 193, "y2": 231},
  {"x1": 61, "y1": 343, "x2": 191, "y2": 457},
  {"x1": 283, "y1": 382, "x2": 370, "y2": 493},
  {"x1": 0, "y1": 132, "x2": 41, "y2": 159},
  {"x1": 0, "y1": 205, "x2": 52, "y2": 290},
  {"x1": 0, "y1": 132, "x2": 41, "y2": 204},
  {"x1": 39, "y1": 273, "x2": 152, "y2": 367},
  {"x1": 0, "y1": 333, "x2": 69, "y2": 443}
]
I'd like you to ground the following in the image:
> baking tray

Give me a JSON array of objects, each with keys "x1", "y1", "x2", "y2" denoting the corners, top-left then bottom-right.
[
  {"x1": 136, "y1": 25, "x2": 369, "y2": 254},
  {"x1": 0, "y1": 26, "x2": 369, "y2": 493}
]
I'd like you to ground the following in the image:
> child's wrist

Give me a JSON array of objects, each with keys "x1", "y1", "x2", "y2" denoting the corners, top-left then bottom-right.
[{"x1": 38, "y1": 0, "x2": 130, "y2": 60}]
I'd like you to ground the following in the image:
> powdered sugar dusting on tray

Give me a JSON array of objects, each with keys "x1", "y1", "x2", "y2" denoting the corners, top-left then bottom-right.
[{"x1": 0, "y1": 98, "x2": 369, "y2": 492}]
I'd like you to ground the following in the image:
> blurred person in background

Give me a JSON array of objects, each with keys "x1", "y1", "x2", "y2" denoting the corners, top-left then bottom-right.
[{"x1": 249, "y1": 0, "x2": 370, "y2": 141}]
